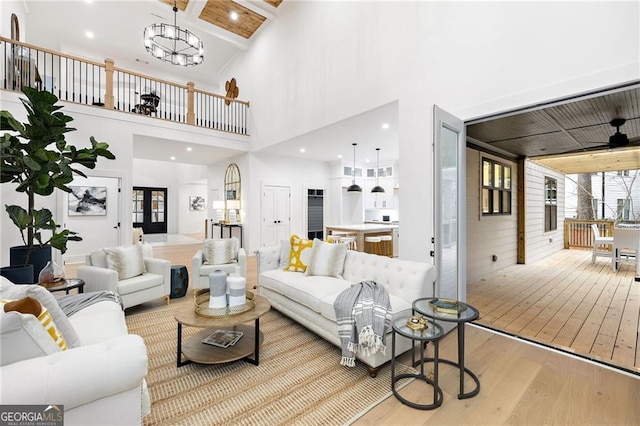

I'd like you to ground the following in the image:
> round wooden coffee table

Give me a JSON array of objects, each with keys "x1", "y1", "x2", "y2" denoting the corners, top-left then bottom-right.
[{"x1": 174, "y1": 294, "x2": 271, "y2": 367}]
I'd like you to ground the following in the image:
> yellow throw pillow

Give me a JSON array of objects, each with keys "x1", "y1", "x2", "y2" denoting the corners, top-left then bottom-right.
[
  {"x1": 284, "y1": 234, "x2": 314, "y2": 272},
  {"x1": 37, "y1": 306, "x2": 68, "y2": 351}
]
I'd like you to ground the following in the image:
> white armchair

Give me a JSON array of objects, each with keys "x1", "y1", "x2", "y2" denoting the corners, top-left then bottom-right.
[
  {"x1": 192, "y1": 237, "x2": 247, "y2": 289},
  {"x1": 77, "y1": 245, "x2": 171, "y2": 309}
]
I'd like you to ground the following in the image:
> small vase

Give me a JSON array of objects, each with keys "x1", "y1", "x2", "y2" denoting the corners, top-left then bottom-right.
[{"x1": 38, "y1": 260, "x2": 65, "y2": 286}]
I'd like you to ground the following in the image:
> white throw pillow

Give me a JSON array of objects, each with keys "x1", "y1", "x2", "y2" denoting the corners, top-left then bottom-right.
[
  {"x1": 278, "y1": 239, "x2": 291, "y2": 269},
  {"x1": 0, "y1": 310, "x2": 62, "y2": 366},
  {"x1": 0, "y1": 277, "x2": 80, "y2": 348},
  {"x1": 304, "y1": 238, "x2": 348, "y2": 278},
  {"x1": 203, "y1": 239, "x2": 236, "y2": 265},
  {"x1": 104, "y1": 244, "x2": 146, "y2": 280}
]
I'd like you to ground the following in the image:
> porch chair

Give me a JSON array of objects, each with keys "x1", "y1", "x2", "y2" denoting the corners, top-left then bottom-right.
[
  {"x1": 591, "y1": 224, "x2": 614, "y2": 264},
  {"x1": 611, "y1": 228, "x2": 640, "y2": 272}
]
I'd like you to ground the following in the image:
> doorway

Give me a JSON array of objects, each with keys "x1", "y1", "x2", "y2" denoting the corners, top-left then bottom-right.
[
  {"x1": 261, "y1": 185, "x2": 290, "y2": 247},
  {"x1": 133, "y1": 186, "x2": 168, "y2": 234},
  {"x1": 306, "y1": 188, "x2": 325, "y2": 240}
]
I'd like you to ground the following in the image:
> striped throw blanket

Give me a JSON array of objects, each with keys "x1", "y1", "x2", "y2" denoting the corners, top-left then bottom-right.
[
  {"x1": 333, "y1": 280, "x2": 392, "y2": 367},
  {"x1": 57, "y1": 291, "x2": 123, "y2": 317}
]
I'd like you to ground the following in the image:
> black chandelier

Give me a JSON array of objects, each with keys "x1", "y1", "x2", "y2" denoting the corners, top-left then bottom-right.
[{"x1": 143, "y1": 2, "x2": 204, "y2": 66}]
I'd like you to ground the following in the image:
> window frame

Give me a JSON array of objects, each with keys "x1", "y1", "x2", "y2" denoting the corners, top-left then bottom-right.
[
  {"x1": 544, "y1": 176, "x2": 558, "y2": 232},
  {"x1": 481, "y1": 158, "x2": 512, "y2": 216}
]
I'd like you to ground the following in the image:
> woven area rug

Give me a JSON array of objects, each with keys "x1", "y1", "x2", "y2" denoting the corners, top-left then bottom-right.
[{"x1": 126, "y1": 306, "x2": 414, "y2": 425}]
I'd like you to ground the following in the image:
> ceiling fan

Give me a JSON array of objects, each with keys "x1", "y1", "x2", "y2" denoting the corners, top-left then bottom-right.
[{"x1": 581, "y1": 118, "x2": 640, "y2": 152}]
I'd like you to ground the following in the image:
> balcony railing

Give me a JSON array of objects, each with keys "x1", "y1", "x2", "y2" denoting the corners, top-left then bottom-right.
[
  {"x1": 564, "y1": 219, "x2": 615, "y2": 249},
  {"x1": 0, "y1": 37, "x2": 249, "y2": 136}
]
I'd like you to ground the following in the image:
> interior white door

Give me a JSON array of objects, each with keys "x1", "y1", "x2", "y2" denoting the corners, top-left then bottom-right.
[
  {"x1": 261, "y1": 185, "x2": 291, "y2": 247},
  {"x1": 433, "y1": 105, "x2": 466, "y2": 303},
  {"x1": 62, "y1": 176, "x2": 121, "y2": 264}
]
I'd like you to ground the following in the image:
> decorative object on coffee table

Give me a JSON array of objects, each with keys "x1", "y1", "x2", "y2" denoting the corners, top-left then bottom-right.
[{"x1": 175, "y1": 293, "x2": 270, "y2": 367}]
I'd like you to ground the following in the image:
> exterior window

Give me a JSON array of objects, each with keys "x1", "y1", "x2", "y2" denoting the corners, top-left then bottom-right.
[
  {"x1": 617, "y1": 198, "x2": 630, "y2": 221},
  {"x1": 481, "y1": 158, "x2": 512, "y2": 215},
  {"x1": 544, "y1": 176, "x2": 557, "y2": 232},
  {"x1": 617, "y1": 170, "x2": 630, "y2": 176}
]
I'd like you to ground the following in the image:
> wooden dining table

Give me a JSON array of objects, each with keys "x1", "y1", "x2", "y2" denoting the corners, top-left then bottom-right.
[{"x1": 325, "y1": 224, "x2": 397, "y2": 253}]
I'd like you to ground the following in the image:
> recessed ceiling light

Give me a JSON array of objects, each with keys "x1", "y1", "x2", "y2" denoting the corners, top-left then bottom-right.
[
  {"x1": 85, "y1": 31, "x2": 94, "y2": 39},
  {"x1": 365, "y1": 159, "x2": 370, "y2": 163},
  {"x1": 382, "y1": 123, "x2": 389, "y2": 130},
  {"x1": 230, "y1": 11, "x2": 239, "y2": 21},
  {"x1": 186, "y1": 147, "x2": 193, "y2": 152},
  {"x1": 170, "y1": 156, "x2": 176, "y2": 161},
  {"x1": 337, "y1": 154, "x2": 343, "y2": 159},
  {"x1": 300, "y1": 148, "x2": 306, "y2": 153}
]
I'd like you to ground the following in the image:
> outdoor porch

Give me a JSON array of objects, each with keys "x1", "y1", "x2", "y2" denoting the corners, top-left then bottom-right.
[{"x1": 468, "y1": 247, "x2": 640, "y2": 374}]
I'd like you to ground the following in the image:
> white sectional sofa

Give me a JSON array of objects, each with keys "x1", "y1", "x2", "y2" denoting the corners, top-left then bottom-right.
[
  {"x1": 255, "y1": 244, "x2": 435, "y2": 377},
  {"x1": 0, "y1": 277, "x2": 150, "y2": 425}
]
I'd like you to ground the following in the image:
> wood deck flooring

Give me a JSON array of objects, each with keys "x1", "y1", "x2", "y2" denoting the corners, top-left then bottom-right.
[{"x1": 468, "y1": 248, "x2": 640, "y2": 374}]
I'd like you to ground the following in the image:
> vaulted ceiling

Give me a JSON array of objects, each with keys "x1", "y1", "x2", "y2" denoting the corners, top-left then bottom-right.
[{"x1": 160, "y1": 0, "x2": 284, "y2": 40}]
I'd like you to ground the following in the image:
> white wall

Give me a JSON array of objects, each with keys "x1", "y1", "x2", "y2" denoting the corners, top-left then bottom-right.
[
  {"x1": 246, "y1": 153, "x2": 331, "y2": 251},
  {"x1": 525, "y1": 161, "x2": 566, "y2": 264},
  {"x1": 466, "y1": 149, "x2": 518, "y2": 282},
  {"x1": 0, "y1": 89, "x2": 247, "y2": 266},
  {"x1": 222, "y1": 0, "x2": 639, "y2": 263},
  {"x1": 132, "y1": 159, "x2": 209, "y2": 234}
]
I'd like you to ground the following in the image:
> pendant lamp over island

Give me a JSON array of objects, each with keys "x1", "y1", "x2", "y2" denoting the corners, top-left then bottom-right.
[
  {"x1": 371, "y1": 147, "x2": 385, "y2": 193},
  {"x1": 347, "y1": 143, "x2": 362, "y2": 192}
]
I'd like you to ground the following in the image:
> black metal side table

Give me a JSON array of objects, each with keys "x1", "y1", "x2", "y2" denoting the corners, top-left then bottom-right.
[
  {"x1": 42, "y1": 278, "x2": 85, "y2": 295},
  {"x1": 413, "y1": 297, "x2": 480, "y2": 399},
  {"x1": 391, "y1": 316, "x2": 444, "y2": 410}
]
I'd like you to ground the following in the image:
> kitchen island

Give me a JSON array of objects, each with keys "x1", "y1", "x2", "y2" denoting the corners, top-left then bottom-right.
[{"x1": 325, "y1": 224, "x2": 398, "y2": 254}]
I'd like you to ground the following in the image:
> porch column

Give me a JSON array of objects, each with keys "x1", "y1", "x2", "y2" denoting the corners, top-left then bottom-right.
[{"x1": 517, "y1": 157, "x2": 526, "y2": 264}]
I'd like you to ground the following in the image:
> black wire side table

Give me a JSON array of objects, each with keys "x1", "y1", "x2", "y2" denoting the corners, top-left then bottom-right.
[
  {"x1": 391, "y1": 316, "x2": 444, "y2": 410},
  {"x1": 413, "y1": 297, "x2": 480, "y2": 399}
]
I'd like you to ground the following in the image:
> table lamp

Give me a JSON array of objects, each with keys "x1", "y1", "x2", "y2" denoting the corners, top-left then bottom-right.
[{"x1": 212, "y1": 200, "x2": 225, "y2": 224}]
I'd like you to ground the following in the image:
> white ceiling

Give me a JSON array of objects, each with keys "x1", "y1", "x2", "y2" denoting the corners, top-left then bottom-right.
[
  {"x1": 132, "y1": 135, "x2": 246, "y2": 165},
  {"x1": 14, "y1": 1, "x2": 399, "y2": 166}
]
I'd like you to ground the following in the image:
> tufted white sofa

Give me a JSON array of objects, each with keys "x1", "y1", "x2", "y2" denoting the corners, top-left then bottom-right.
[{"x1": 255, "y1": 245, "x2": 435, "y2": 377}]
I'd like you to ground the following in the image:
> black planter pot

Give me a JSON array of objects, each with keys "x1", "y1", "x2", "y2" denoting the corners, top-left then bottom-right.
[
  {"x1": 0, "y1": 264, "x2": 35, "y2": 284},
  {"x1": 9, "y1": 245, "x2": 52, "y2": 284}
]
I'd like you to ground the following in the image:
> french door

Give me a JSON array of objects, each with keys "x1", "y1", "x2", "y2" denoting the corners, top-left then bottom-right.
[
  {"x1": 433, "y1": 106, "x2": 466, "y2": 305},
  {"x1": 133, "y1": 187, "x2": 167, "y2": 234}
]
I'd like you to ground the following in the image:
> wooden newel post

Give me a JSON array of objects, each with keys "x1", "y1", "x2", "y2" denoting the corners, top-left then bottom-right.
[
  {"x1": 104, "y1": 58, "x2": 115, "y2": 110},
  {"x1": 187, "y1": 81, "x2": 195, "y2": 125}
]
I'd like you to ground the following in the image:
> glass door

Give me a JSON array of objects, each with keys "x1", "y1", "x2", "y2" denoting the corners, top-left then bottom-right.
[
  {"x1": 132, "y1": 186, "x2": 167, "y2": 234},
  {"x1": 433, "y1": 106, "x2": 466, "y2": 306}
]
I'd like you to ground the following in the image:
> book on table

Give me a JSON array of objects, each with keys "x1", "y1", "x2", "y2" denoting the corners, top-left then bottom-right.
[
  {"x1": 202, "y1": 329, "x2": 244, "y2": 348},
  {"x1": 428, "y1": 298, "x2": 467, "y2": 315}
]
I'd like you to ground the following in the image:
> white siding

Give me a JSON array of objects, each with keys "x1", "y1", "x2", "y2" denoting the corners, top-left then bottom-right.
[
  {"x1": 525, "y1": 161, "x2": 565, "y2": 264},
  {"x1": 466, "y1": 149, "x2": 518, "y2": 282}
]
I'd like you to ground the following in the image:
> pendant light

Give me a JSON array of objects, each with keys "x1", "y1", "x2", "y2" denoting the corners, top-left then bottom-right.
[
  {"x1": 371, "y1": 147, "x2": 385, "y2": 193},
  {"x1": 347, "y1": 143, "x2": 362, "y2": 192}
]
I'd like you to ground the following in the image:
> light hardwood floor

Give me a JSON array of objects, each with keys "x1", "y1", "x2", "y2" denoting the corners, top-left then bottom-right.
[
  {"x1": 65, "y1": 239, "x2": 640, "y2": 425},
  {"x1": 468, "y1": 248, "x2": 640, "y2": 374}
]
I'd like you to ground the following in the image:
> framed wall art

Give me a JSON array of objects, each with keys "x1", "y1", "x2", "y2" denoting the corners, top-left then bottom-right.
[
  {"x1": 68, "y1": 186, "x2": 107, "y2": 216},
  {"x1": 190, "y1": 196, "x2": 206, "y2": 211}
]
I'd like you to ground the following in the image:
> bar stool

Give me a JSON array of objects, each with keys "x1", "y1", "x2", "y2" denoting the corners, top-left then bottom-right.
[
  {"x1": 364, "y1": 236, "x2": 382, "y2": 255},
  {"x1": 339, "y1": 235, "x2": 357, "y2": 251},
  {"x1": 380, "y1": 235, "x2": 393, "y2": 257},
  {"x1": 327, "y1": 231, "x2": 347, "y2": 244}
]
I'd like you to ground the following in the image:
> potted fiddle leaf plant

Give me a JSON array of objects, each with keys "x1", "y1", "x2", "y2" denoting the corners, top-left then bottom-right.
[{"x1": 0, "y1": 87, "x2": 115, "y2": 283}]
